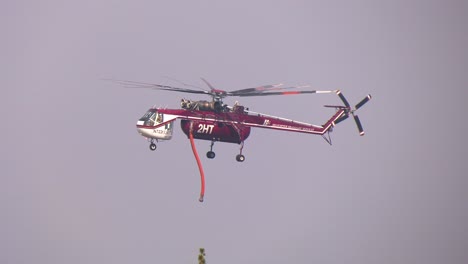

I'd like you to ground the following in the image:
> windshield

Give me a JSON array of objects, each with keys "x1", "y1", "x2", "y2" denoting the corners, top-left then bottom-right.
[{"x1": 139, "y1": 110, "x2": 157, "y2": 126}]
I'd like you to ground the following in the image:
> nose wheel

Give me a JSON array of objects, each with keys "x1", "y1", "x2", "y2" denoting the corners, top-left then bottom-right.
[
  {"x1": 148, "y1": 139, "x2": 157, "y2": 151},
  {"x1": 149, "y1": 143, "x2": 157, "y2": 151}
]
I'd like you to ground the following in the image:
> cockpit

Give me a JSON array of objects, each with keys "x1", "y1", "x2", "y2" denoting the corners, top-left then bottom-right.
[
  {"x1": 136, "y1": 109, "x2": 175, "y2": 141},
  {"x1": 139, "y1": 110, "x2": 163, "y2": 126}
]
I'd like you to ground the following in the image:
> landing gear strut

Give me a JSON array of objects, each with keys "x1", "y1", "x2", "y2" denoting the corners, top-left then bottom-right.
[
  {"x1": 236, "y1": 141, "x2": 245, "y2": 162},
  {"x1": 149, "y1": 139, "x2": 157, "y2": 151},
  {"x1": 206, "y1": 141, "x2": 215, "y2": 159}
]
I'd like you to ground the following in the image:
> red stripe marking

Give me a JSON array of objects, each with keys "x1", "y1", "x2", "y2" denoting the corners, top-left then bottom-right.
[{"x1": 282, "y1": 91, "x2": 300, "y2": 95}]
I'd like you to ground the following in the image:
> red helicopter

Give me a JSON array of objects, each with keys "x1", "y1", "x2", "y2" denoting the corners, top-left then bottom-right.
[{"x1": 115, "y1": 79, "x2": 371, "y2": 201}]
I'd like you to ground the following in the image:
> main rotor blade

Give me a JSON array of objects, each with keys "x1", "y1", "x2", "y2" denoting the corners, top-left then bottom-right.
[
  {"x1": 107, "y1": 79, "x2": 210, "y2": 95},
  {"x1": 353, "y1": 114, "x2": 365, "y2": 136},
  {"x1": 105, "y1": 79, "x2": 160, "y2": 88},
  {"x1": 201, "y1": 78, "x2": 216, "y2": 91},
  {"x1": 229, "y1": 83, "x2": 284, "y2": 95},
  {"x1": 233, "y1": 90, "x2": 335, "y2": 97},
  {"x1": 229, "y1": 84, "x2": 314, "y2": 96},
  {"x1": 355, "y1": 94, "x2": 372, "y2": 110},
  {"x1": 162, "y1": 76, "x2": 205, "y2": 91},
  {"x1": 155, "y1": 86, "x2": 211, "y2": 95}
]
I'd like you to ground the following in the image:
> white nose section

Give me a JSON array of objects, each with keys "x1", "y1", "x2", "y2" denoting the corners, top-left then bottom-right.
[{"x1": 136, "y1": 120, "x2": 174, "y2": 140}]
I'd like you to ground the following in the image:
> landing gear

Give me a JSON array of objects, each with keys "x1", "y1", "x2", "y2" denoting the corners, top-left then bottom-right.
[
  {"x1": 149, "y1": 143, "x2": 157, "y2": 151},
  {"x1": 206, "y1": 141, "x2": 216, "y2": 159},
  {"x1": 236, "y1": 154, "x2": 245, "y2": 162},
  {"x1": 149, "y1": 139, "x2": 157, "y2": 151},
  {"x1": 206, "y1": 151, "x2": 216, "y2": 159},
  {"x1": 236, "y1": 141, "x2": 245, "y2": 162}
]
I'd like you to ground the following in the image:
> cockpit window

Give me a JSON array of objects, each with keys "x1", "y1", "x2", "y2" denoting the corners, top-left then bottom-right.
[
  {"x1": 139, "y1": 111, "x2": 152, "y2": 120},
  {"x1": 139, "y1": 111, "x2": 157, "y2": 126}
]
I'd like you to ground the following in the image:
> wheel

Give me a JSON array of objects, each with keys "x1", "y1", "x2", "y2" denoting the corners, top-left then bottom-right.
[
  {"x1": 236, "y1": 154, "x2": 245, "y2": 162},
  {"x1": 149, "y1": 143, "x2": 157, "y2": 151},
  {"x1": 206, "y1": 151, "x2": 216, "y2": 159}
]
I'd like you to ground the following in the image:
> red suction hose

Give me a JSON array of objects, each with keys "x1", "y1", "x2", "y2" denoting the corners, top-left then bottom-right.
[{"x1": 189, "y1": 122, "x2": 205, "y2": 202}]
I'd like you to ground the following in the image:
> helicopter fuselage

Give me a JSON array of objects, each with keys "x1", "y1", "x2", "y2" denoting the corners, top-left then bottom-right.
[
  {"x1": 180, "y1": 119, "x2": 251, "y2": 144},
  {"x1": 136, "y1": 105, "x2": 253, "y2": 144},
  {"x1": 136, "y1": 101, "x2": 345, "y2": 147}
]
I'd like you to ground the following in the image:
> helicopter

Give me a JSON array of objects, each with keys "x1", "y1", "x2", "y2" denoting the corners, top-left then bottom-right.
[{"x1": 113, "y1": 78, "x2": 371, "y2": 201}]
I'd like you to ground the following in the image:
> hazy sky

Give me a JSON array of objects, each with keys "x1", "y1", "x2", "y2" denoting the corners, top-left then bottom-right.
[{"x1": 3, "y1": 1, "x2": 468, "y2": 263}]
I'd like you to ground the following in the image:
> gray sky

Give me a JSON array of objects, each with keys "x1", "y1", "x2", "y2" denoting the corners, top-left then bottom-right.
[{"x1": 2, "y1": 1, "x2": 468, "y2": 263}]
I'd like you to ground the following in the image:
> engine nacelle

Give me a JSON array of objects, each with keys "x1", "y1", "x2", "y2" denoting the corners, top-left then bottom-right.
[{"x1": 181, "y1": 99, "x2": 224, "y2": 112}]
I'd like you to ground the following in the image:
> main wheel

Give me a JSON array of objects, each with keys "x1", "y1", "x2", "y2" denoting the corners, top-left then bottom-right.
[
  {"x1": 149, "y1": 143, "x2": 157, "y2": 151},
  {"x1": 236, "y1": 154, "x2": 245, "y2": 162},
  {"x1": 206, "y1": 151, "x2": 216, "y2": 159}
]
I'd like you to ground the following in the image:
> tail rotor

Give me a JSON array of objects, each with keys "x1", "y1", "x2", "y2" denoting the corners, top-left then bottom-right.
[{"x1": 334, "y1": 91, "x2": 372, "y2": 136}]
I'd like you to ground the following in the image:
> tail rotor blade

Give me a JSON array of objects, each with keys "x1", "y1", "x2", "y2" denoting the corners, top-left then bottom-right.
[
  {"x1": 336, "y1": 90, "x2": 351, "y2": 108},
  {"x1": 353, "y1": 114, "x2": 365, "y2": 136},
  {"x1": 355, "y1": 94, "x2": 372, "y2": 110},
  {"x1": 334, "y1": 114, "x2": 349, "y2": 124}
]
